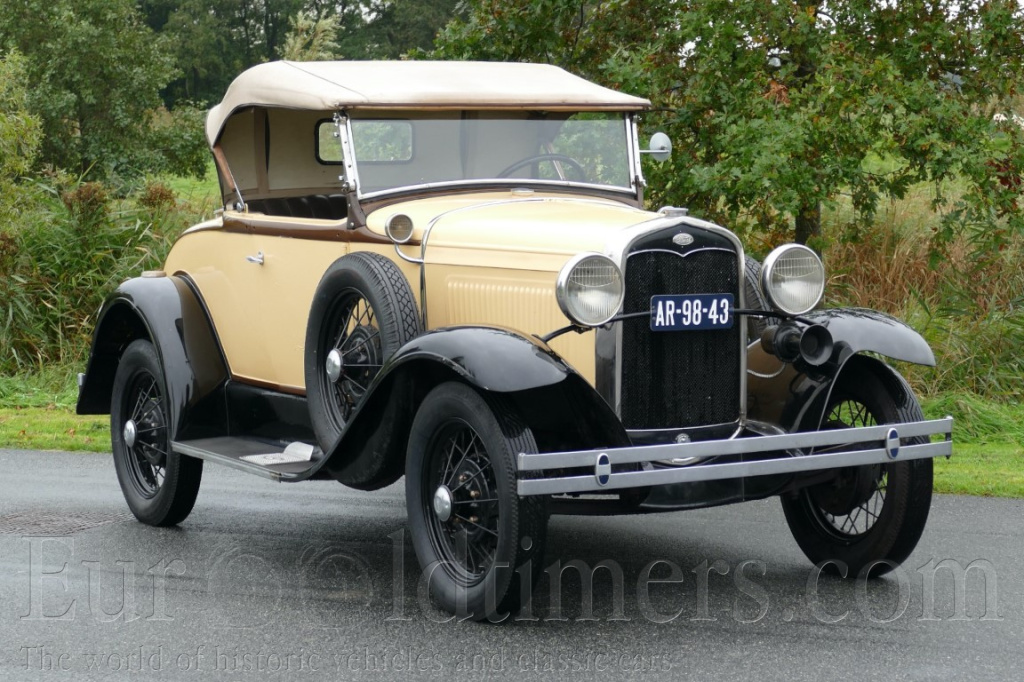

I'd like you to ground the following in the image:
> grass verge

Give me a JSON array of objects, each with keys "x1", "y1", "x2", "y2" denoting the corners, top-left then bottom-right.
[
  {"x1": 0, "y1": 407, "x2": 108, "y2": 452},
  {"x1": 0, "y1": 395, "x2": 1020, "y2": 498}
]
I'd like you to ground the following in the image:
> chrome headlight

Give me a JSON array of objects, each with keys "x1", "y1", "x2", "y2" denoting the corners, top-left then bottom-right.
[
  {"x1": 556, "y1": 253, "x2": 624, "y2": 327},
  {"x1": 761, "y1": 245, "x2": 825, "y2": 315}
]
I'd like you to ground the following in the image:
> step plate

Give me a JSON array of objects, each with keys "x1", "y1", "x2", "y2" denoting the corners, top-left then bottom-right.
[{"x1": 173, "y1": 437, "x2": 318, "y2": 480}]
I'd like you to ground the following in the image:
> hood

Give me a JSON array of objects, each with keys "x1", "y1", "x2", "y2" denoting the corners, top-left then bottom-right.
[{"x1": 365, "y1": 192, "x2": 662, "y2": 269}]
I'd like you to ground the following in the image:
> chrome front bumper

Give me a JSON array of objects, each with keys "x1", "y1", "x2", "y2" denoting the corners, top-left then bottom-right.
[{"x1": 516, "y1": 417, "x2": 952, "y2": 496}]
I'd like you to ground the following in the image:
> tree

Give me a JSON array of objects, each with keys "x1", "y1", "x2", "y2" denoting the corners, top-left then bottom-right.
[
  {"x1": 359, "y1": 0, "x2": 462, "y2": 58},
  {"x1": 143, "y1": 0, "x2": 303, "y2": 105},
  {"x1": 0, "y1": 0, "x2": 181, "y2": 179},
  {"x1": 140, "y1": 1, "x2": 461, "y2": 104},
  {"x1": 279, "y1": 10, "x2": 341, "y2": 60},
  {"x1": 432, "y1": 1, "x2": 1024, "y2": 247},
  {"x1": 0, "y1": 51, "x2": 41, "y2": 188}
]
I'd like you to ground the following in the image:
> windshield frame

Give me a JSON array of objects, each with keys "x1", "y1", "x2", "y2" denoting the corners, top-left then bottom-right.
[{"x1": 334, "y1": 110, "x2": 644, "y2": 203}]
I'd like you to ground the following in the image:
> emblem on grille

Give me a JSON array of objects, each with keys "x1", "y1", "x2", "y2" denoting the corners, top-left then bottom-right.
[{"x1": 672, "y1": 232, "x2": 694, "y2": 247}]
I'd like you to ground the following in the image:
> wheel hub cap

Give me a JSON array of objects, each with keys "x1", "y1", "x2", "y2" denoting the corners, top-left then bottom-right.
[
  {"x1": 325, "y1": 349, "x2": 344, "y2": 383},
  {"x1": 433, "y1": 485, "x2": 453, "y2": 522},
  {"x1": 123, "y1": 419, "x2": 138, "y2": 448}
]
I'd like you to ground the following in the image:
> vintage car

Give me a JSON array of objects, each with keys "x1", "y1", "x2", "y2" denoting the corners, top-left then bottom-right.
[{"x1": 77, "y1": 61, "x2": 952, "y2": 621}]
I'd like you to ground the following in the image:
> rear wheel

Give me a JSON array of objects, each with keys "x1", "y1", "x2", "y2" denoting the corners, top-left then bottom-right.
[
  {"x1": 406, "y1": 382, "x2": 547, "y2": 621},
  {"x1": 111, "y1": 340, "x2": 202, "y2": 526},
  {"x1": 781, "y1": 370, "x2": 933, "y2": 577}
]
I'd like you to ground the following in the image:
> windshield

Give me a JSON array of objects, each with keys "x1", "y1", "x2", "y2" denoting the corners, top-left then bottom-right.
[{"x1": 322, "y1": 111, "x2": 634, "y2": 196}]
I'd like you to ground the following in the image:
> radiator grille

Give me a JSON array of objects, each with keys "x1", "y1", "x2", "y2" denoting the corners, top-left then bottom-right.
[{"x1": 620, "y1": 249, "x2": 741, "y2": 429}]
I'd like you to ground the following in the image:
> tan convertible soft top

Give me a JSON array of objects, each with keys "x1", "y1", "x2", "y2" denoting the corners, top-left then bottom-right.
[{"x1": 206, "y1": 60, "x2": 651, "y2": 145}]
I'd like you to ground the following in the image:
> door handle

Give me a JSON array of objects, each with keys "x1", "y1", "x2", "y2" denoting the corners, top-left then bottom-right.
[{"x1": 246, "y1": 251, "x2": 264, "y2": 265}]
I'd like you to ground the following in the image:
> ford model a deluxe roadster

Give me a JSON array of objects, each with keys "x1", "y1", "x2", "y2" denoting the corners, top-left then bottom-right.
[{"x1": 77, "y1": 61, "x2": 952, "y2": 620}]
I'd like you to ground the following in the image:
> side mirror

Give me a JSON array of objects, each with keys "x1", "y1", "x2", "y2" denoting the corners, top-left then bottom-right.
[{"x1": 641, "y1": 132, "x2": 672, "y2": 162}]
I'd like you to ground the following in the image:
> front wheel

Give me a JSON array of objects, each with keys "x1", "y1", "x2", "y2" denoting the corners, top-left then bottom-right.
[
  {"x1": 111, "y1": 339, "x2": 203, "y2": 526},
  {"x1": 781, "y1": 369, "x2": 933, "y2": 577},
  {"x1": 405, "y1": 382, "x2": 547, "y2": 622}
]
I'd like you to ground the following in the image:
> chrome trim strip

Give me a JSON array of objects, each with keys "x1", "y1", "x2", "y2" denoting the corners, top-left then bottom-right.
[
  {"x1": 516, "y1": 417, "x2": 953, "y2": 496},
  {"x1": 393, "y1": 243, "x2": 423, "y2": 264}
]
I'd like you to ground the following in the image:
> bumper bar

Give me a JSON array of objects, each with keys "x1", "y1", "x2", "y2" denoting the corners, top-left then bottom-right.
[{"x1": 517, "y1": 417, "x2": 952, "y2": 496}]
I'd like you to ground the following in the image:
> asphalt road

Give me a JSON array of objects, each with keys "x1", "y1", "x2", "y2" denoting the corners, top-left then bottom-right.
[{"x1": 0, "y1": 449, "x2": 1020, "y2": 681}]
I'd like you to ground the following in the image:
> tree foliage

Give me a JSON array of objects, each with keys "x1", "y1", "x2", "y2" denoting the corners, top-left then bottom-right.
[
  {"x1": 142, "y1": 0, "x2": 461, "y2": 105},
  {"x1": 0, "y1": 51, "x2": 41, "y2": 185},
  {"x1": 279, "y1": 10, "x2": 342, "y2": 60},
  {"x1": 433, "y1": 0, "x2": 1024, "y2": 247},
  {"x1": 0, "y1": 0, "x2": 183, "y2": 179}
]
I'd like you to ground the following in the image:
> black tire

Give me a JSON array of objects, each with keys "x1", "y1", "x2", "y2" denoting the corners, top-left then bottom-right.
[
  {"x1": 743, "y1": 256, "x2": 776, "y2": 343},
  {"x1": 406, "y1": 382, "x2": 547, "y2": 622},
  {"x1": 305, "y1": 252, "x2": 421, "y2": 449},
  {"x1": 781, "y1": 370, "x2": 933, "y2": 577},
  {"x1": 111, "y1": 339, "x2": 202, "y2": 526}
]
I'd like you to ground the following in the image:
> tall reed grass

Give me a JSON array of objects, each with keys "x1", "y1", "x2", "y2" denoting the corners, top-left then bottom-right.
[
  {"x1": 0, "y1": 175, "x2": 213, "y2": 374},
  {"x1": 823, "y1": 183, "x2": 1024, "y2": 400}
]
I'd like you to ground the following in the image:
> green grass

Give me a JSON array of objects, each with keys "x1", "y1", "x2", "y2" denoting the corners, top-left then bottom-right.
[
  {"x1": 160, "y1": 160, "x2": 220, "y2": 205},
  {"x1": 933, "y1": 443, "x2": 1024, "y2": 498},
  {"x1": 0, "y1": 407, "x2": 108, "y2": 452}
]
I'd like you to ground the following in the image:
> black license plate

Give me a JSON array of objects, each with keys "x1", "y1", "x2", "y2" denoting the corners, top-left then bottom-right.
[{"x1": 650, "y1": 294, "x2": 734, "y2": 331}]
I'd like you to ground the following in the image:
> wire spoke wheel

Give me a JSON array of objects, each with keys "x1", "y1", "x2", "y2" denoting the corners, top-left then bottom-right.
[
  {"x1": 406, "y1": 382, "x2": 548, "y2": 621},
  {"x1": 809, "y1": 398, "x2": 888, "y2": 540},
  {"x1": 781, "y1": 364, "x2": 933, "y2": 577},
  {"x1": 423, "y1": 420, "x2": 500, "y2": 586},
  {"x1": 121, "y1": 370, "x2": 169, "y2": 498},
  {"x1": 325, "y1": 291, "x2": 383, "y2": 425},
  {"x1": 111, "y1": 340, "x2": 202, "y2": 527},
  {"x1": 305, "y1": 252, "x2": 421, "y2": 454}
]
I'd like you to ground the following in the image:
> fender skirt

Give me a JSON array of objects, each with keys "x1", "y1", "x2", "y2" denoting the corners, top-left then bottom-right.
[
  {"x1": 319, "y1": 326, "x2": 628, "y2": 490},
  {"x1": 75, "y1": 276, "x2": 228, "y2": 441}
]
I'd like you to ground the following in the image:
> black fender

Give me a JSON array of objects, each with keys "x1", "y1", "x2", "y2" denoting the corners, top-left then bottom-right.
[
  {"x1": 748, "y1": 307, "x2": 931, "y2": 433},
  {"x1": 802, "y1": 307, "x2": 935, "y2": 366},
  {"x1": 319, "y1": 326, "x2": 629, "y2": 490},
  {"x1": 75, "y1": 275, "x2": 229, "y2": 440}
]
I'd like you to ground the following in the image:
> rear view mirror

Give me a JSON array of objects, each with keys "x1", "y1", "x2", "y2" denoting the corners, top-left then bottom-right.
[{"x1": 641, "y1": 132, "x2": 672, "y2": 162}]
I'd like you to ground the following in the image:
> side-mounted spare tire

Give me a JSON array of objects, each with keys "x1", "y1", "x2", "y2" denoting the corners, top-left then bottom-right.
[
  {"x1": 305, "y1": 252, "x2": 421, "y2": 451},
  {"x1": 743, "y1": 256, "x2": 777, "y2": 343}
]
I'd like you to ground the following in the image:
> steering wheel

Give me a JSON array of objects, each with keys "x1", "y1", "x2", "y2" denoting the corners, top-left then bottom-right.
[{"x1": 497, "y1": 153, "x2": 587, "y2": 181}]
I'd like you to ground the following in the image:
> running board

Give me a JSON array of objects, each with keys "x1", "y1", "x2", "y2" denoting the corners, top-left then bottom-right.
[{"x1": 172, "y1": 437, "x2": 320, "y2": 481}]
